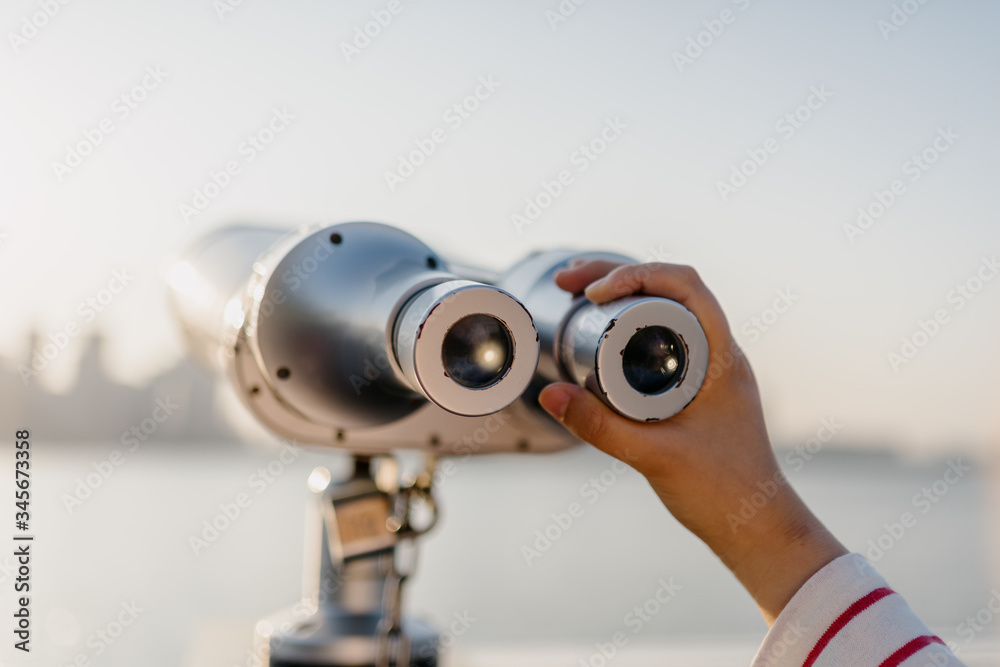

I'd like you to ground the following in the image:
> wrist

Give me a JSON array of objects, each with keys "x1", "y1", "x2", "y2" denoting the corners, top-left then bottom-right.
[{"x1": 717, "y1": 487, "x2": 848, "y2": 625}]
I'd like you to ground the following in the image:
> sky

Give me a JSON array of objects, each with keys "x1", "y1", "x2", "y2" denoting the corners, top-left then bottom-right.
[{"x1": 1, "y1": 0, "x2": 998, "y2": 453}]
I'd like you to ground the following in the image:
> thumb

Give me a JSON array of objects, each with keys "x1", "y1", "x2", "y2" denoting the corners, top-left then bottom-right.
[{"x1": 538, "y1": 383, "x2": 645, "y2": 458}]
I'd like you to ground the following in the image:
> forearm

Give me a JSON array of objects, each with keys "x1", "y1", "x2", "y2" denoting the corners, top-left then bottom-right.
[
  {"x1": 716, "y1": 488, "x2": 848, "y2": 625},
  {"x1": 650, "y1": 473, "x2": 847, "y2": 625}
]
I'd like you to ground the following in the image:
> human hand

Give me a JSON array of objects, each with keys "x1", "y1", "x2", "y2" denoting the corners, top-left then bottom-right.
[{"x1": 537, "y1": 260, "x2": 847, "y2": 625}]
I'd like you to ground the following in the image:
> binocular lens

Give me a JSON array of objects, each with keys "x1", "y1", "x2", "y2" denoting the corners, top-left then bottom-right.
[
  {"x1": 621, "y1": 326, "x2": 686, "y2": 395},
  {"x1": 442, "y1": 314, "x2": 513, "y2": 389}
]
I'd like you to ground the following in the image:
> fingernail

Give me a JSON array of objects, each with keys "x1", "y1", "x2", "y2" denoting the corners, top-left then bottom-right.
[
  {"x1": 539, "y1": 386, "x2": 571, "y2": 421},
  {"x1": 583, "y1": 279, "x2": 606, "y2": 298}
]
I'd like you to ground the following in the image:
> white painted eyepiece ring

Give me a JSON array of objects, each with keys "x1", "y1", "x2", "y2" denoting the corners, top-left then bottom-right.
[
  {"x1": 394, "y1": 281, "x2": 540, "y2": 416},
  {"x1": 559, "y1": 296, "x2": 709, "y2": 421}
]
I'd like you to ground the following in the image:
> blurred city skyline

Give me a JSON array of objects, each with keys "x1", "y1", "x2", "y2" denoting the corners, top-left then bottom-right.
[
  {"x1": 1, "y1": 0, "x2": 998, "y2": 453},
  {"x1": 0, "y1": 330, "x2": 241, "y2": 443}
]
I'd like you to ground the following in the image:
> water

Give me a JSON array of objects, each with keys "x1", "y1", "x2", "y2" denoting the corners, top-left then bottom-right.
[{"x1": 3, "y1": 442, "x2": 997, "y2": 666}]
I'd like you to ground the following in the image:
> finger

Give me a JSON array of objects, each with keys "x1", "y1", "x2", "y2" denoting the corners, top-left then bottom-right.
[
  {"x1": 538, "y1": 382, "x2": 654, "y2": 463},
  {"x1": 554, "y1": 259, "x2": 625, "y2": 294},
  {"x1": 584, "y1": 263, "x2": 733, "y2": 354}
]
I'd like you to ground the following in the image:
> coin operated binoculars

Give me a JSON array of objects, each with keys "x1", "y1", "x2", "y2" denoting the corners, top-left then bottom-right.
[{"x1": 168, "y1": 222, "x2": 709, "y2": 666}]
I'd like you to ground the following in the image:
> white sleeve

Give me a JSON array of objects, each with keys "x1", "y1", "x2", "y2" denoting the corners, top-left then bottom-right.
[{"x1": 750, "y1": 553, "x2": 965, "y2": 667}]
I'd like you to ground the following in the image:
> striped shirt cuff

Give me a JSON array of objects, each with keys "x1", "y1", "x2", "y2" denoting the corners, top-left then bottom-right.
[{"x1": 751, "y1": 553, "x2": 965, "y2": 667}]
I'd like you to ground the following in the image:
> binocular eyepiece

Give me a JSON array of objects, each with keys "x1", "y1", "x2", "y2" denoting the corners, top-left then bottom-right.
[
  {"x1": 168, "y1": 223, "x2": 708, "y2": 452},
  {"x1": 499, "y1": 250, "x2": 709, "y2": 423}
]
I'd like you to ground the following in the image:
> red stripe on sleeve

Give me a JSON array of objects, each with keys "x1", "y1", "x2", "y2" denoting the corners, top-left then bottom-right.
[
  {"x1": 878, "y1": 635, "x2": 947, "y2": 667},
  {"x1": 802, "y1": 587, "x2": 895, "y2": 667}
]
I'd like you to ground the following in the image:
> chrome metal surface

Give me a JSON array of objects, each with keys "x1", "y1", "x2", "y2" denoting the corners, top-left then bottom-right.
[
  {"x1": 259, "y1": 459, "x2": 439, "y2": 667},
  {"x1": 246, "y1": 222, "x2": 450, "y2": 429},
  {"x1": 394, "y1": 280, "x2": 539, "y2": 417},
  {"x1": 561, "y1": 296, "x2": 709, "y2": 421},
  {"x1": 499, "y1": 250, "x2": 709, "y2": 422},
  {"x1": 166, "y1": 225, "x2": 287, "y2": 371},
  {"x1": 169, "y1": 221, "x2": 562, "y2": 451},
  {"x1": 496, "y1": 250, "x2": 632, "y2": 383}
]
